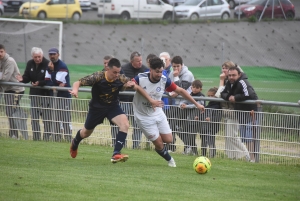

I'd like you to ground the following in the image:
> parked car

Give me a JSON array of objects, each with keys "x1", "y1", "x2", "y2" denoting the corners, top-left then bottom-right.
[
  {"x1": 0, "y1": 0, "x2": 4, "y2": 16},
  {"x1": 226, "y1": 0, "x2": 250, "y2": 9},
  {"x1": 162, "y1": 0, "x2": 186, "y2": 6},
  {"x1": 19, "y1": 0, "x2": 82, "y2": 20},
  {"x1": 97, "y1": 0, "x2": 174, "y2": 20},
  {"x1": 89, "y1": 0, "x2": 99, "y2": 10},
  {"x1": 234, "y1": 0, "x2": 295, "y2": 19},
  {"x1": 2, "y1": 0, "x2": 26, "y2": 11},
  {"x1": 175, "y1": 0, "x2": 231, "y2": 20},
  {"x1": 79, "y1": 0, "x2": 91, "y2": 11}
]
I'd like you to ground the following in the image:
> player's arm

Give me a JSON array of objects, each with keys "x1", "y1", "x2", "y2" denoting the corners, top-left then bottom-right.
[
  {"x1": 69, "y1": 81, "x2": 81, "y2": 98},
  {"x1": 173, "y1": 86, "x2": 204, "y2": 112},
  {"x1": 132, "y1": 83, "x2": 163, "y2": 110}
]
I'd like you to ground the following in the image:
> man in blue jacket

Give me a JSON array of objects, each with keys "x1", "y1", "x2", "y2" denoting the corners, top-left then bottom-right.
[{"x1": 44, "y1": 47, "x2": 72, "y2": 142}]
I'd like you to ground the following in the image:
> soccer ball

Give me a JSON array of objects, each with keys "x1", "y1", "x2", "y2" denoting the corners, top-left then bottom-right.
[{"x1": 193, "y1": 156, "x2": 212, "y2": 174}]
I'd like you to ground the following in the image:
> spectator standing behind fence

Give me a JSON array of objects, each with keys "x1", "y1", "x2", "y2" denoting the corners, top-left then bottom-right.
[
  {"x1": 16, "y1": 47, "x2": 49, "y2": 141},
  {"x1": 121, "y1": 51, "x2": 148, "y2": 149},
  {"x1": 221, "y1": 66, "x2": 258, "y2": 162},
  {"x1": 44, "y1": 47, "x2": 72, "y2": 142},
  {"x1": 200, "y1": 87, "x2": 222, "y2": 158},
  {"x1": 132, "y1": 57, "x2": 204, "y2": 167},
  {"x1": 215, "y1": 61, "x2": 250, "y2": 161},
  {"x1": 0, "y1": 44, "x2": 28, "y2": 139},
  {"x1": 179, "y1": 79, "x2": 205, "y2": 155},
  {"x1": 167, "y1": 56, "x2": 195, "y2": 153},
  {"x1": 69, "y1": 58, "x2": 161, "y2": 163}
]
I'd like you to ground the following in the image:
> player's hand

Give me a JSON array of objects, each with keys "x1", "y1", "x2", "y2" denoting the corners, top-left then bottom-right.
[
  {"x1": 180, "y1": 103, "x2": 186, "y2": 109},
  {"x1": 150, "y1": 100, "x2": 163, "y2": 111},
  {"x1": 32, "y1": 81, "x2": 39, "y2": 86},
  {"x1": 205, "y1": 117, "x2": 210, "y2": 121},
  {"x1": 15, "y1": 74, "x2": 23, "y2": 82},
  {"x1": 196, "y1": 104, "x2": 205, "y2": 112},
  {"x1": 194, "y1": 116, "x2": 199, "y2": 120},
  {"x1": 124, "y1": 81, "x2": 135, "y2": 88},
  {"x1": 69, "y1": 89, "x2": 78, "y2": 98},
  {"x1": 59, "y1": 83, "x2": 65, "y2": 87},
  {"x1": 48, "y1": 61, "x2": 54, "y2": 70},
  {"x1": 229, "y1": 95, "x2": 235, "y2": 103}
]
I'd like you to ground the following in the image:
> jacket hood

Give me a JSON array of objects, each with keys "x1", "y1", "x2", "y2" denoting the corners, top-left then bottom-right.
[
  {"x1": 1, "y1": 53, "x2": 9, "y2": 62},
  {"x1": 240, "y1": 72, "x2": 248, "y2": 80},
  {"x1": 179, "y1": 65, "x2": 189, "y2": 76}
]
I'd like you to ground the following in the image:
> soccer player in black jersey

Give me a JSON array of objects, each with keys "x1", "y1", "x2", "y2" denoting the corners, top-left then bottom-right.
[{"x1": 69, "y1": 58, "x2": 162, "y2": 163}]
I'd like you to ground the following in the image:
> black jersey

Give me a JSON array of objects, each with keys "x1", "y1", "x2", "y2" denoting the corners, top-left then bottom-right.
[{"x1": 79, "y1": 71, "x2": 130, "y2": 108}]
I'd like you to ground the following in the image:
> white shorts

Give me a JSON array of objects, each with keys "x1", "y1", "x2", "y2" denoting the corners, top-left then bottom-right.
[{"x1": 134, "y1": 112, "x2": 172, "y2": 142}]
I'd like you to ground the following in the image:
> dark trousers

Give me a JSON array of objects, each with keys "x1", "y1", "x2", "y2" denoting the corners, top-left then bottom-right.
[
  {"x1": 30, "y1": 96, "x2": 48, "y2": 141},
  {"x1": 4, "y1": 91, "x2": 28, "y2": 139},
  {"x1": 44, "y1": 97, "x2": 72, "y2": 142}
]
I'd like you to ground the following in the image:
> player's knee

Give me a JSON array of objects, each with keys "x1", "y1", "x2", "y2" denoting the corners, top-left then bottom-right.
[{"x1": 119, "y1": 121, "x2": 129, "y2": 132}]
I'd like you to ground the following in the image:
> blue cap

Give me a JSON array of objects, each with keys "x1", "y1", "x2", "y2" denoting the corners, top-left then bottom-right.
[{"x1": 48, "y1": 47, "x2": 59, "y2": 54}]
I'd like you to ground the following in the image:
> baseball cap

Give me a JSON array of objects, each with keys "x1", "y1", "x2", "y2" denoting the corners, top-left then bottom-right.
[{"x1": 48, "y1": 47, "x2": 59, "y2": 54}]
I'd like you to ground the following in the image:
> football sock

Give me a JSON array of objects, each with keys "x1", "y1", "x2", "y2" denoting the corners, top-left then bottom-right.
[
  {"x1": 155, "y1": 146, "x2": 171, "y2": 161},
  {"x1": 73, "y1": 129, "x2": 83, "y2": 148},
  {"x1": 113, "y1": 131, "x2": 127, "y2": 155}
]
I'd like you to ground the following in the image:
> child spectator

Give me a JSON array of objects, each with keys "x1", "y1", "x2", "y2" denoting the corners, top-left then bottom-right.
[
  {"x1": 179, "y1": 80, "x2": 205, "y2": 155},
  {"x1": 200, "y1": 87, "x2": 222, "y2": 158}
]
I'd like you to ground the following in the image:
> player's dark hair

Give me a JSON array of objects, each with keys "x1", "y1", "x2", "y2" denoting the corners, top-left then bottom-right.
[
  {"x1": 149, "y1": 57, "x2": 164, "y2": 70},
  {"x1": 228, "y1": 66, "x2": 241, "y2": 74},
  {"x1": 108, "y1": 58, "x2": 121, "y2": 68},
  {"x1": 192, "y1": 80, "x2": 203, "y2": 88},
  {"x1": 171, "y1": 56, "x2": 183, "y2": 65},
  {"x1": 0, "y1": 44, "x2": 5, "y2": 50}
]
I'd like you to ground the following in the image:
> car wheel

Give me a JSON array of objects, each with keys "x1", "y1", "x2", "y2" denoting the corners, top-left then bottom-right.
[
  {"x1": 163, "y1": 12, "x2": 172, "y2": 20},
  {"x1": 285, "y1": 11, "x2": 294, "y2": 20},
  {"x1": 120, "y1": 11, "x2": 130, "y2": 20},
  {"x1": 72, "y1": 12, "x2": 81, "y2": 21},
  {"x1": 254, "y1": 11, "x2": 262, "y2": 19},
  {"x1": 228, "y1": 0, "x2": 235, "y2": 9},
  {"x1": 221, "y1": 12, "x2": 230, "y2": 20},
  {"x1": 190, "y1": 13, "x2": 199, "y2": 20},
  {"x1": 37, "y1": 11, "x2": 46, "y2": 19}
]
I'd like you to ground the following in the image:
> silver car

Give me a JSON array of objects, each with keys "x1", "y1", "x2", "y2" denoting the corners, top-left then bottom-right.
[
  {"x1": 0, "y1": 0, "x2": 5, "y2": 16},
  {"x1": 175, "y1": 0, "x2": 231, "y2": 20}
]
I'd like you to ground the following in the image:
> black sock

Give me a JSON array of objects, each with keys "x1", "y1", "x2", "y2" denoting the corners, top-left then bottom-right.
[
  {"x1": 73, "y1": 129, "x2": 83, "y2": 148},
  {"x1": 155, "y1": 146, "x2": 171, "y2": 161},
  {"x1": 113, "y1": 131, "x2": 127, "y2": 155}
]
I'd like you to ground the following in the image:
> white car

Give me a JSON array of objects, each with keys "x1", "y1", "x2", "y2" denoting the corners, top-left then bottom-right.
[
  {"x1": 79, "y1": 0, "x2": 91, "y2": 11},
  {"x1": 90, "y1": 0, "x2": 99, "y2": 10},
  {"x1": 175, "y1": 0, "x2": 231, "y2": 20}
]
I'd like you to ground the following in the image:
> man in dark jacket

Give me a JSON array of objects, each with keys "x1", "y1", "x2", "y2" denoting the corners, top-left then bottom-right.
[
  {"x1": 121, "y1": 51, "x2": 148, "y2": 149},
  {"x1": 221, "y1": 66, "x2": 258, "y2": 162},
  {"x1": 44, "y1": 47, "x2": 72, "y2": 142},
  {"x1": 16, "y1": 47, "x2": 49, "y2": 140}
]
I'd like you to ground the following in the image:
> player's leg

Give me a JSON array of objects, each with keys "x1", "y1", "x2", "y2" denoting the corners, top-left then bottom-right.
[
  {"x1": 109, "y1": 106, "x2": 129, "y2": 163},
  {"x1": 70, "y1": 107, "x2": 104, "y2": 158}
]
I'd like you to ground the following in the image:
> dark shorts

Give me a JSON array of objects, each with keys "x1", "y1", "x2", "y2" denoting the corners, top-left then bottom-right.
[{"x1": 84, "y1": 105, "x2": 125, "y2": 130}]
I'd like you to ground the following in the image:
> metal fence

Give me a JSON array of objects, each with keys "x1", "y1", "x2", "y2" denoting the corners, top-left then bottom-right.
[{"x1": 0, "y1": 82, "x2": 299, "y2": 165}]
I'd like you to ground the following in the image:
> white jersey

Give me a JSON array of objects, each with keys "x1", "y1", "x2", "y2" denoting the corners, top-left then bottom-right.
[{"x1": 133, "y1": 72, "x2": 173, "y2": 118}]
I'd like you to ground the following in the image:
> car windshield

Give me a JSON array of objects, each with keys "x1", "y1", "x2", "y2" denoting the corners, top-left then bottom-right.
[
  {"x1": 247, "y1": 0, "x2": 266, "y2": 5},
  {"x1": 32, "y1": 0, "x2": 47, "y2": 2},
  {"x1": 183, "y1": 0, "x2": 202, "y2": 6}
]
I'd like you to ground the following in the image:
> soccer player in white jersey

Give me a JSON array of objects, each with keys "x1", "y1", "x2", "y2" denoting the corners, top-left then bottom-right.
[{"x1": 132, "y1": 57, "x2": 205, "y2": 167}]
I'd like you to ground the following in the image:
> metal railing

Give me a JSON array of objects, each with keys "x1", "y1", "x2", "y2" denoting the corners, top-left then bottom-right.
[{"x1": 0, "y1": 81, "x2": 299, "y2": 165}]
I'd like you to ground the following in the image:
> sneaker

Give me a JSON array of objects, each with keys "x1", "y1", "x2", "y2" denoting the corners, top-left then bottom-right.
[
  {"x1": 168, "y1": 157, "x2": 176, "y2": 167},
  {"x1": 111, "y1": 153, "x2": 129, "y2": 163},
  {"x1": 70, "y1": 139, "x2": 78, "y2": 158}
]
